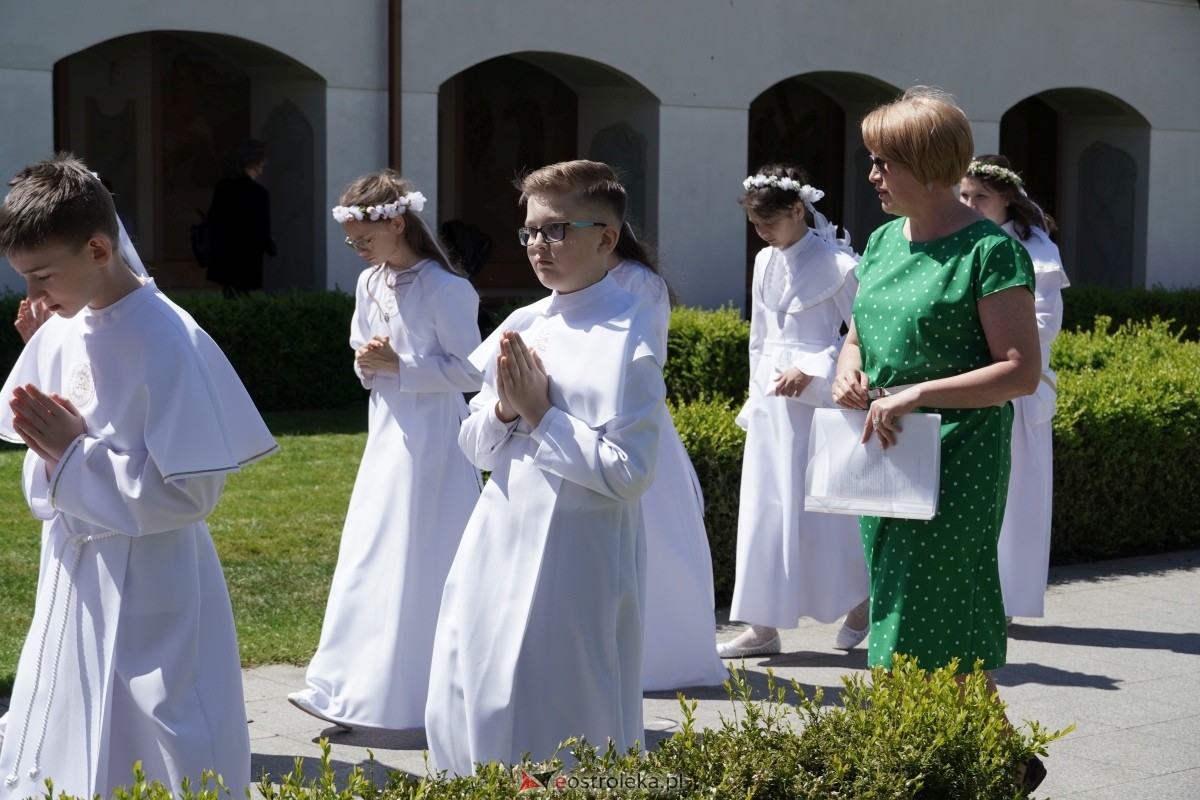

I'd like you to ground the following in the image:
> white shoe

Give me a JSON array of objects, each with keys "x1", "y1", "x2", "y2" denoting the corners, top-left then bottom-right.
[
  {"x1": 287, "y1": 691, "x2": 353, "y2": 730},
  {"x1": 717, "y1": 628, "x2": 781, "y2": 659},
  {"x1": 833, "y1": 621, "x2": 868, "y2": 650}
]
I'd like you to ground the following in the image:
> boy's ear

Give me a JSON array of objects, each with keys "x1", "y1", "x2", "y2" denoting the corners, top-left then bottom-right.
[
  {"x1": 598, "y1": 222, "x2": 619, "y2": 254},
  {"x1": 86, "y1": 234, "x2": 114, "y2": 268}
]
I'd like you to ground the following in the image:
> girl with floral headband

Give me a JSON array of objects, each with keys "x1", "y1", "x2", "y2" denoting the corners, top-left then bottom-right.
[
  {"x1": 717, "y1": 163, "x2": 870, "y2": 659},
  {"x1": 289, "y1": 169, "x2": 484, "y2": 731},
  {"x1": 960, "y1": 154, "x2": 1070, "y2": 622}
]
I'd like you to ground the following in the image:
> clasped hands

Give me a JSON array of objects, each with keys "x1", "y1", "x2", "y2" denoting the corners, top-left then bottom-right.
[
  {"x1": 355, "y1": 335, "x2": 400, "y2": 374},
  {"x1": 494, "y1": 331, "x2": 551, "y2": 428},
  {"x1": 9, "y1": 383, "x2": 86, "y2": 470},
  {"x1": 832, "y1": 368, "x2": 918, "y2": 450},
  {"x1": 15, "y1": 298, "x2": 51, "y2": 344}
]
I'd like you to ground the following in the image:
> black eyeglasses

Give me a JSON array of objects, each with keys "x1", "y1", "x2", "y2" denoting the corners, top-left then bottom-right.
[
  {"x1": 868, "y1": 155, "x2": 889, "y2": 172},
  {"x1": 518, "y1": 221, "x2": 606, "y2": 246}
]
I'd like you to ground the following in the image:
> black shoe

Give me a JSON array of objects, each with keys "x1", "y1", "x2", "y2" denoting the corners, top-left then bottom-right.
[{"x1": 1022, "y1": 755, "x2": 1047, "y2": 794}]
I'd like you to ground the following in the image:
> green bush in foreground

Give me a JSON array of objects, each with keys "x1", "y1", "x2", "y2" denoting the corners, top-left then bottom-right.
[{"x1": 56, "y1": 657, "x2": 1066, "y2": 800}]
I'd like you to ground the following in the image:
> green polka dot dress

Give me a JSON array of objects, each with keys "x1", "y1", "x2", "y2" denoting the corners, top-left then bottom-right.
[{"x1": 853, "y1": 218, "x2": 1035, "y2": 673}]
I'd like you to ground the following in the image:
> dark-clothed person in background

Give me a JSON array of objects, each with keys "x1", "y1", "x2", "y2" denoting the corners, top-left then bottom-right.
[{"x1": 206, "y1": 138, "x2": 275, "y2": 295}]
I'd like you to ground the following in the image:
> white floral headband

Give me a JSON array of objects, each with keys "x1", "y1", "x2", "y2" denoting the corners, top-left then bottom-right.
[
  {"x1": 331, "y1": 191, "x2": 427, "y2": 223},
  {"x1": 965, "y1": 161, "x2": 1022, "y2": 187},
  {"x1": 743, "y1": 174, "x2": 856, "y2": 256},
  {"x1": 742, "y1": 174, "x2": 824, "y2": 206}
]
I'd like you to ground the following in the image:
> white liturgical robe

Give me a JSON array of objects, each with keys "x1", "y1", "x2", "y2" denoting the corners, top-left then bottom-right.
[
  {"x1": 0, "y1": 280, "x2": 277, "y2": 800},
  {"x1": 607, "y1": 260, "x2": 726, "y2": 691},
  {"x1": 997, "y1": 223, "x2": 1069, "y2": 617},
  {"x1": 731, "y1": 234, "x2": 869, "y2": 626},
  {"x1": 295, "y1": 261, "x2": 483, "y2": 728}
]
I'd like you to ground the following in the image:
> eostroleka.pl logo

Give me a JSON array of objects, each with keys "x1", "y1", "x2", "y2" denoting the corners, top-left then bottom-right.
[{"x1": 517, "y1": 768, "x2": 693, "y2": 794}]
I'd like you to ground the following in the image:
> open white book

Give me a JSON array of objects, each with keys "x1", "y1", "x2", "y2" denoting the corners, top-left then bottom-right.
[{"x1": 805, "y1": 408, "x2": 942, "y2": 520}]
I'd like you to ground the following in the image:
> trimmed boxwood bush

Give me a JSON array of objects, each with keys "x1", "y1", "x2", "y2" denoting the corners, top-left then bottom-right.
[
  {"x1": 0, "y1": 290, "x2": 363, "y2": 413},
  {"x1": 1050, "y1": 317, "x2": 1200, "y2": 560},
  {"x1": 2, "y1": 289, "x2": 1197, "y2": 572},
  {"x1": 60, "y1": 658, "x2": 1067, "y2": 800},
  {"x1": 1062, "y1": 284, "x2": 1200, "y2": 341},
  {"x1": 669, "y1": 398, "x2": 747, "y2": 601},
  {"x1": 665, "y1": 305, "x2": 749, "y2": 405}
]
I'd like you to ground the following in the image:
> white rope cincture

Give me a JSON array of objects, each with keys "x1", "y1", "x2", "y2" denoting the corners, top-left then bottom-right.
[{"x1": 5, "y1": 532, "x2": 119, "y2": 788}]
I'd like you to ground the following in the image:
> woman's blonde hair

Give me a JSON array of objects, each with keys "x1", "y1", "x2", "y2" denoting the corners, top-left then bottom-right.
[{"x1": 861, "y1": 86, "x2": 974, "y2": 187}]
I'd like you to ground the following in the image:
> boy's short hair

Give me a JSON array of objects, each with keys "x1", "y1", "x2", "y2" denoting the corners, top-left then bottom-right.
[
  {"x1": 0, "y1": 152, "x2": 119, "y2": 256},
  {"x1": 516, "y1": 160, "x2": 626, "y2": 224}
]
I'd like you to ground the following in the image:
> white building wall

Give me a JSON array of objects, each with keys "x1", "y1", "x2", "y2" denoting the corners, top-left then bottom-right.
[
  {"x1": 400, "y1": 0, "x2": 1200, "y2": 302},
  {"x1": 325, "y1": 86, "x2": 390, "y2": 293},
  {"x1": 1146, "y1": 129, "x2": 1200, "y2": 289},
  {"x1": 2, "y1": 0, "x2": 1198, "y2": 298}
]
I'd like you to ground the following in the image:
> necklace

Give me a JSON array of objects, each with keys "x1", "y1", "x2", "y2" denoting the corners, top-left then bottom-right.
[{"x1": 366, "y1": 262, "x2": 417, "y2": 323}]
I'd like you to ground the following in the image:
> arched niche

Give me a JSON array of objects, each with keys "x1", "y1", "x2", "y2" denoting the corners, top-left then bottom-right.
[
  {"x1": 438, "y1": 52, "x2": 659, "y2": 299},
  {"x1": 746, "y1": 73, "x2": 898, "y2": 296},
  {"x1": 54, "y1": 31, "x2": 325, "y2": 290},
  {"x1": 1002, "y1": 89, "x2": 1150, "y2": 287}
]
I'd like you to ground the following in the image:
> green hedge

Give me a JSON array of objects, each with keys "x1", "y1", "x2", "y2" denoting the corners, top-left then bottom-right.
[
  {"x1": 0, "y1": 290, "x2": 363, "y2": 413},
  {"x1": 2, "y1": 289, "x2": 1197, "y2": 576},
  {"x1": 677, "y1": 316, "x2": 1200, "y2": 599},
  {"x1": 670, "y1": 398, "x2": 747, "y2": 600},
  {"x1": 1050, "y1": 317, "x2": 1200, "y2": 560},
  {"x1": 1062, "y1": 284, "x2": 1200, "y2": 341},
  {"x1": 665, "y1": 305, "x2": 749, "y2": 405}
]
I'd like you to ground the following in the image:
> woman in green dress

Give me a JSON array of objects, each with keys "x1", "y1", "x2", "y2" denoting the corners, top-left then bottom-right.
[{"x1": 832, "y1": 87, "x2": 1044, "y2": 792}]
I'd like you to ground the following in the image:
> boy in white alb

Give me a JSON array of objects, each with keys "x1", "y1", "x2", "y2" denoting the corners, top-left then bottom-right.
[
  {"x1": 425, "y1": 161, "x2": 664, "y2": 776},
  {"x1": 0, "y1": 154, "x2": 277, "y2": 800}
]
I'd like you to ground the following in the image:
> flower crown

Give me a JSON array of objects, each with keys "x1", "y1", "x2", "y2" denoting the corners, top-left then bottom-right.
[
  {"x1": 742, "y1": 174, "x2": 824, "y2": 205},
  {"x1": 965, "y1": 161, "x2": 1022, "y2": 187},
  {"x1": 331, "y1": 191, "x2": 427, "y2": 223}
]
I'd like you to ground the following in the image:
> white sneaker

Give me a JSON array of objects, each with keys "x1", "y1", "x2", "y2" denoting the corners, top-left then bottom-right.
[{"x1": 287, "y1": 691, "x2": 353, "y2": 730}]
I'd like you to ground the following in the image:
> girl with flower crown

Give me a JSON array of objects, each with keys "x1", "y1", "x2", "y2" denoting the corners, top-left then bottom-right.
[
  {"x1": 960, "y1": 154, "x2": 1070, "y2": 620},
  {"x1": 288, "y1": 170, "x2": 483, "y2": 730},
  {"x1": 717, "y1": 163, "x2": 870, "y2": 659}
]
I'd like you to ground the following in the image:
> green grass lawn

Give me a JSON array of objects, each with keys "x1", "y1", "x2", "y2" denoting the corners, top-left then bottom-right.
[{"x1": 0, "y1": 405, "x2": 369, "y2": 695}]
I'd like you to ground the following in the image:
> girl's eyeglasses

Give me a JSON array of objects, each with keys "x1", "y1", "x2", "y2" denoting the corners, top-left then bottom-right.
[
  {"x1": 517, "y1": 221, "x2": 605, "y2": 246},
  {"x1": 344, "y1": 235, "x2": 374, "y2": 252}
]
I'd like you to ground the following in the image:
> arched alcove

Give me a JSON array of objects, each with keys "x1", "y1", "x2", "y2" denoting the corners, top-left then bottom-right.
[
  {"x1": 746, "y1": 73, "x2": 898, "y2": 295},
  {"x1": 54, "y1": 31, "x2": 325, "y2": 290},
  {"x1": 438, "y1": 52, "x2": 659, "y2": 298},
  {"x1": 1002, "y1": 89, "x2": 1150, "y2": 287}
]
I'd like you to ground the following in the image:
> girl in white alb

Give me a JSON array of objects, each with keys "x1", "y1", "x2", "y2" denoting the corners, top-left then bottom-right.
[
  {"x1": 606, "y1": 229, "x2": 728, "y2": 691},
  {"x1": 288, "y1": 171, "x2": 483, "y2": 730},
  {"x1": 960, "y1": 156, "x2": 1070, "y2": 618},
  {"x1": 718, "y1": 164, "x2": 870, "y2": 659}
]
